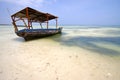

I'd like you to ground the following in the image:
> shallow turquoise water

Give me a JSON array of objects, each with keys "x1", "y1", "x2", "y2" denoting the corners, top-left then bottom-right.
[{"x1": 0, "y1": 25, "x2": 120, "y2": 56}]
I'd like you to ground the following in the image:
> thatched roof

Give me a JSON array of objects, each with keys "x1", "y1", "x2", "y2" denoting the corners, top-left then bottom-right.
[{"x1": 11, "y1": 7, "x2": 58, "y2": 23}]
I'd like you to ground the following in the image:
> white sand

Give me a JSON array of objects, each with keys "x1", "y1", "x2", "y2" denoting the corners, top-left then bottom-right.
[{"x1": 0, "y1": 26, "x2": 120, "y2": 80}]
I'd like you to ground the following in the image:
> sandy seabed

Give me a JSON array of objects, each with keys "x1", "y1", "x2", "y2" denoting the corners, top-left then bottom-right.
[{"x1": 0, "y1": 26, "x2": 120, "y2": 80}]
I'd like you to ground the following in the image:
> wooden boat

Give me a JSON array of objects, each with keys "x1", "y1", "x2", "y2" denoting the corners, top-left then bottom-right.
[
  {"x1": 11, "y1": 7, "x2": 62, "y2": 40},
  {"x1": 16, "y1": 28, "x2": 62, "y2": 40}
]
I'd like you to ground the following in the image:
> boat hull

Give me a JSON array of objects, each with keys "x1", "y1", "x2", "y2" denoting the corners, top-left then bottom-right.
[{"x1": 15, "y1": 28, "x2": 62, "y2": 41}]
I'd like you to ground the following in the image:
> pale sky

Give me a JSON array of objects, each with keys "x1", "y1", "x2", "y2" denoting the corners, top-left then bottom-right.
[{"x1": 0, "y1": 0, "x2": 120, "y2": 25}]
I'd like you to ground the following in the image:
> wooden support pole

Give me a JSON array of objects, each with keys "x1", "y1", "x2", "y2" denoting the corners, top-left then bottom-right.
[
  {"x1": 26, "y1": 7, "x2": 30, "y2": 29},
  {"x1": 22, "y1": 19, "x2": 27, "y2": 28},
  {"x1": 40, "y1": 23, "x2": 43, "y2": 29},
  {"x1": 56, "y1": 18, "x2": 58, "y2": 29},
  {"x1": 31, "y1": 21, "x2": 33, "y2": 29},
  {"x1": 46, "y1": 13, "x2": 49, "y2": 29},
  {"x1": 46, "y1": 21, "x2": 48, "y2": 29},
  {"x1": 11, "y1": 16, "x2": 18, "y2": 32}
]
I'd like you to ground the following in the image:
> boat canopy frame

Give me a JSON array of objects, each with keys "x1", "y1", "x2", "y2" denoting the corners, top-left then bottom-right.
[{"x1": 11, "y1": 7, "x2": 58, "y2": 32}]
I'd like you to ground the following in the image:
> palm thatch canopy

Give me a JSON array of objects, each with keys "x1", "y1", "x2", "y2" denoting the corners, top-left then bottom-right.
[{"x1": 11, "y1": 7, "x2": 58, "y2": 23}]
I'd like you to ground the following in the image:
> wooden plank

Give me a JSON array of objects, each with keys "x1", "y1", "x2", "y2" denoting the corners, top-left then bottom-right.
[{"x1": 26, "y1": 7, "x2": 30, "y2": 29}]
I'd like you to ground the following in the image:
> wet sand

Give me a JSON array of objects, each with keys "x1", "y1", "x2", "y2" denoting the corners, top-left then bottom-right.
[{"x1": 0, "y1": 26, "x2": 120, "y2": 80}]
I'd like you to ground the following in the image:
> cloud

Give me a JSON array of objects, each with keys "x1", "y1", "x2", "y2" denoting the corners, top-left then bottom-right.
[{"x1": 1, "y1": 0, "x2": 56, "y2": 7}]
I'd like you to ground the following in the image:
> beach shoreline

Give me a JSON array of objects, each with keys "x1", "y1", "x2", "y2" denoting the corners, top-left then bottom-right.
[{"x1": 0, "y1": 26, "x2": 120, "y2": 80}]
